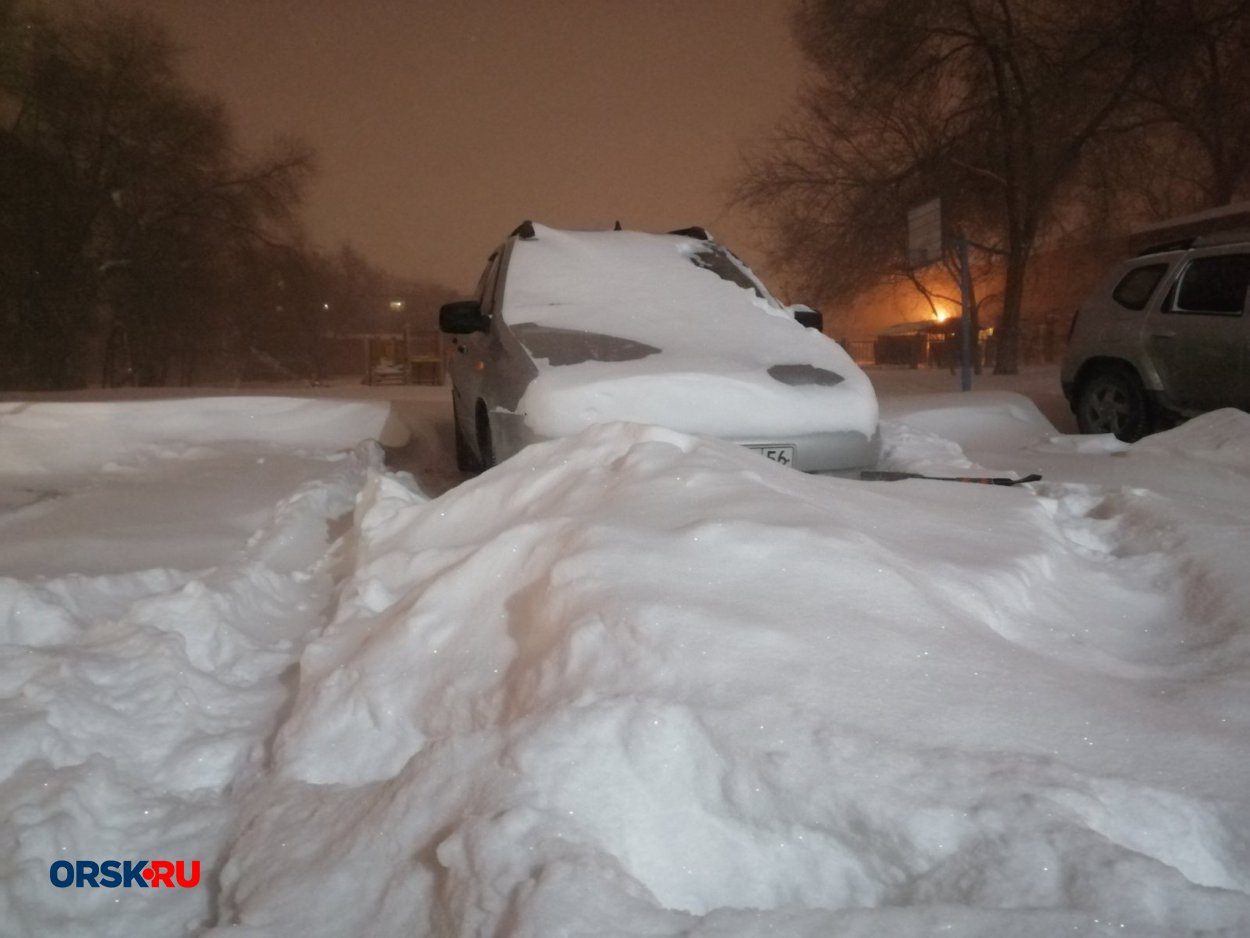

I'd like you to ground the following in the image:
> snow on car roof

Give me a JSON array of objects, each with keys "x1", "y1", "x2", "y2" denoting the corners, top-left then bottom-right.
[{"x1": 501, "y1": 224, "x2": 878, "y2": 439}]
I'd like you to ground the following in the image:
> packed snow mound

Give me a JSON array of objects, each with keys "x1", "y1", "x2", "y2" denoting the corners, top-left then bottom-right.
[
  {"x1": 0, "y1": 440, "x2": 388, "y2": 938},
  {"x1": 879, "y1": 390, "x2": 1058, "y2": 452},
  {"x1": 502, "y1": 224, "x2": 877, "y2": 439},
  {"x1": 0, "y1": 396, "x2": 408, "y2": 476},
  {"x1": 1133, "y1": 407, "x2": 1250, "y2": 468},
  {"x1": 209, "y1": 422, "x2": 1250, "y2": 937}
]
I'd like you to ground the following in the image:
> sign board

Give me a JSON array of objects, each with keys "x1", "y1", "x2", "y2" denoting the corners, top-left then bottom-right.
[{"x1": 907, "y1": 198, "x2": 943, "y2": 268}]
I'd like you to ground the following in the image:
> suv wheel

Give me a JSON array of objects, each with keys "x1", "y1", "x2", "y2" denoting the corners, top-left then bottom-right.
[{"x1": 1075, "y1": 367, "x2": 1152, "y2": 442}]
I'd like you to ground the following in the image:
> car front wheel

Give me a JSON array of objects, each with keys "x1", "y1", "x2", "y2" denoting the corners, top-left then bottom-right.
[
  {"x1": 452, "y1": 396, "x2": 480, "y2": 472},
  {"x1": 476, "y1": 405, "x2": 496, "y2": 470},
  {"x1": 1075, "y1": 367, "x2": 1152, "y2": 442}
]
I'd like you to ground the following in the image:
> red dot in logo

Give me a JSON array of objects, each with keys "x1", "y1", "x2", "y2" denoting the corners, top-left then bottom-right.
[{"x1": 142, "y1": 867, "x2": 154, "y2": 881}]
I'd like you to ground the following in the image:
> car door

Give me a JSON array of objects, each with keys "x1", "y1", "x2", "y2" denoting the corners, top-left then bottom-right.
[
  {"x1": 447, "y1": 248, "x2": 505, "y2": 424},
  {"x1": 1144, "y1": 250, "x2": 1249, "y2": 413}
]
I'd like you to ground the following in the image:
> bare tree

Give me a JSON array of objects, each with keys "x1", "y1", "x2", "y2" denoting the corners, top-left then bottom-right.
[
  {"x1": 1100, "y1": 0, "x2": 1250, "y2": 216},
  {"x1": 0, "y1": 2, "x2": 312, "y2": 388},
  {"x1": 740, "y1": 0, "x2": 1164, "y2": 373}
]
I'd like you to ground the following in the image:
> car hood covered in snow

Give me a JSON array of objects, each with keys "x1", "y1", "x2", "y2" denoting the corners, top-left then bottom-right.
[{"x1": 500, "y1": 224, "x2": 878, "y2": 440}]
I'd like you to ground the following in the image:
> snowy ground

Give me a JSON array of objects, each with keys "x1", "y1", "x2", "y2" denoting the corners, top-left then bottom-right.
[{"x1": 2, "y1": 370, "x2": 1248, "y2": 937}]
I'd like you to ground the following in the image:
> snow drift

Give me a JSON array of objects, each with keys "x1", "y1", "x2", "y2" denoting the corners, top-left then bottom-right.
[
  {"x1": 209, "y1": 417, "x2": 1250, "y2": 936},
  {"x1": 3, "y1": 392, "x2": 1249, "y2": 936},
  {"x1": 0, "y1": 396, "x2": 408, "y2": 477},
  {"x1": 0, "y1": 401, "x2": 391, "y2": 936}
]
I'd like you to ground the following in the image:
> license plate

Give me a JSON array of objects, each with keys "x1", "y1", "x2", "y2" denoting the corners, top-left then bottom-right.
[{"x1": 746, "y1": 444, "x2": 796, "y2": 466}]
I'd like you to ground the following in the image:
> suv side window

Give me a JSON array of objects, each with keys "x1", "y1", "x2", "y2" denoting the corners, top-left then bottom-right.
[
  {"x1": 1111, "y1": 264, "x2": 1168, "y2": 310},
  {"x1": 1168, "y1": 253, "x2": 1250, "y2": 316}
]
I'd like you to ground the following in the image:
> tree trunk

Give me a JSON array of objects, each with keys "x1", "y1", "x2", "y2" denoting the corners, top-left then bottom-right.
[
  {"x1": 18, "y1": 292, "x2": 77, "y2": 390},
  {"x1": 994, "y1": 244, "x2": 1030, "y2": 375}
]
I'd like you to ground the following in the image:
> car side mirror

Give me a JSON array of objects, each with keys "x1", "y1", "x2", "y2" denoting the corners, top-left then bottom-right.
[
  {"x1": 439, "y1": 300, "x2": 489, "y2": 334},
  {"x1": 793, "y1": 305, "x2": 824, "y2": 332}
]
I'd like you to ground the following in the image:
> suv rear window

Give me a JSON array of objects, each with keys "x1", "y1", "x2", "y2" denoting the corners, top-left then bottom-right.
[
  {"x1": 1111, "y1": 264, "x2": 1167, "y2": 310},
  {"x1": 1170, "y1": 254, "x2": 1250, "y2": 315}
]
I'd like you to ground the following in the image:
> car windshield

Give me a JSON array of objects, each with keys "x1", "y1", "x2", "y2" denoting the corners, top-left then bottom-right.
[
  {"x1": 686, "y1": 243, "x2": 770, "y2": 301},
  {"x1": 501, "y1": 225, "x2": 788, "y2": 342}
]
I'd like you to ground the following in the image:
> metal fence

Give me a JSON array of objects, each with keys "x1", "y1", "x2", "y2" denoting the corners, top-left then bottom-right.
[{"x1": 837, "y1": 321, "x2": 1064, "y2": 369}]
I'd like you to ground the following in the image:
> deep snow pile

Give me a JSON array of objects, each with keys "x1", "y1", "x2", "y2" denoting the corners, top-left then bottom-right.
[
  {"x1": 3, "y1": 393, "x2": 1250, "y2": 937},
  {"x1": 0, "y1": 395, "x2": 408, "y2": 477},
  {"x1": 0, "y1": 399, "x2": 397, "y2": 937},
  {"x1": 211, "y1": 412, "x2": 1250, "y2": 936}
]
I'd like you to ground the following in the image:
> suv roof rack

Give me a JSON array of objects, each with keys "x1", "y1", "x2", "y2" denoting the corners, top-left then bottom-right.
[
  {"x1": 669, "y1": 226, "x2": 710, "y2": 241},
  {"x1": 1193, "y1": 228, "x2": 1250, "y2": 247},
  {"x1": 1136, "y1": 228, "x2": 1250, "y2": 256},
  {"x1": 1135, "y1": 238, "x2": 1194, "y2": 256}
]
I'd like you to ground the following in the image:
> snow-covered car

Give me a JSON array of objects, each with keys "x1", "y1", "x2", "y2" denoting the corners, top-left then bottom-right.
[{"x1": 439, "y1": 221, "x2": 879, "y2": 472}]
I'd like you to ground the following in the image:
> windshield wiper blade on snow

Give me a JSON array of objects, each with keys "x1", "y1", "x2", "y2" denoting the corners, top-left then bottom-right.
[{"x1": 859, "y1": 471, "x2": 1042, "y2": 486}]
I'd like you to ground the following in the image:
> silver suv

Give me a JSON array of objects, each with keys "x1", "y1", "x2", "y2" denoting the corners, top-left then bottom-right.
[{"x1": 1062, "y1": 231, "x2": 1250, "y2": 441}]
